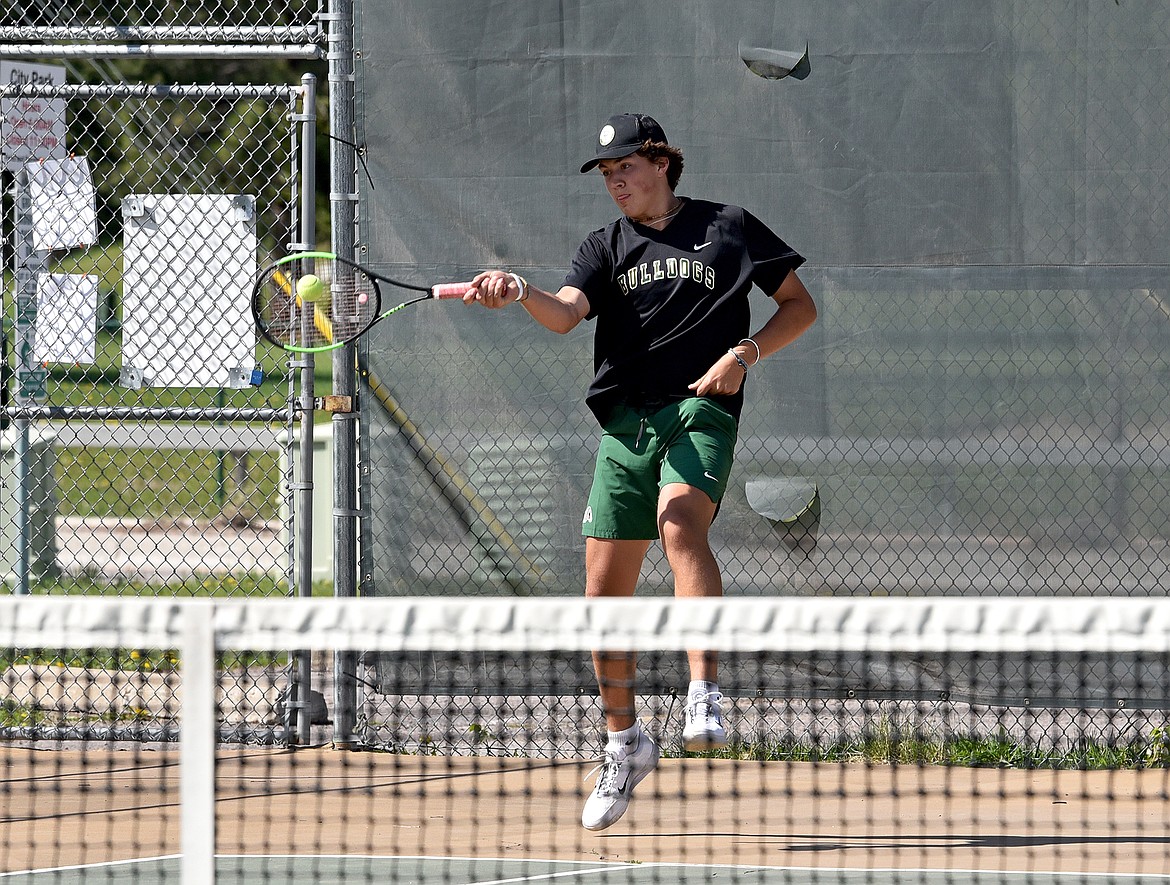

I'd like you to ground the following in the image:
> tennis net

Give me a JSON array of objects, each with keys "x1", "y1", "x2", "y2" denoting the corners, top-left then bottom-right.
[{"x1": 2, "y1": 594, "x2": 1169, "y2": 884}]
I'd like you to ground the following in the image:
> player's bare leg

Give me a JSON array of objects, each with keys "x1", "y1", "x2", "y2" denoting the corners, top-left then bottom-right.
[
  {"x1": 659, "y1": 482, "x2": 728, "y2": 749},
  {"x1": 585, "y1": 537, "x2": 651, "y2": 730},
  {"x1": 581, "y1": 537, "x2": 659, "y2": 830}
]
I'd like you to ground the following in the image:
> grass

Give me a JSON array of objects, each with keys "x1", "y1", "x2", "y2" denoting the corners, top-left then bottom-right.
[
  {"x1": 1, "y1": 646, "x2": 183, "y2": 672},
  {"x1": 1, "y1": 646, "x2": 289, "y2": 673},
  {"x1": 34, "y1": 330, "x2": 335, "y2": 413},
  {"x1": 16, "y1": 244, "x2": 325, "y2": 426},
  {"x1": 18, "y1": 573, "x2": 334, "y2": 597},
  {"x1": 54, "y1": 446, "x2": 283, "y2": 520},
  {"x1": 4, "y1": 304, "x2": 335, "y2": 528},
  {"x1": 0, "y1": 699, "x2": 46, "y2": 728},
  {"x1": 343, "y1": 726, "x2": 1170, "y2": 771},
  {"x1": 678, "y1": 725, "x2": 1170, "y2": 770},
  {"x1": 35, "y1": 333, "x2": 333, "y2": 526},
  {"x1": 0, "y1": 702, "x2": 161, "y2": 728}
]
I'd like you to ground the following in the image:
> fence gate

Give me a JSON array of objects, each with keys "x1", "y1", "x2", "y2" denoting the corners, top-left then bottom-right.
[{"x1": 1, "y1": 79, "x2": 316, "y2": 744}]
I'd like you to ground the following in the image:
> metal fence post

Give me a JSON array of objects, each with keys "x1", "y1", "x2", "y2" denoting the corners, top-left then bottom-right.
[
  {"x1": 327, "y1": 0, "x2": 359, "y2": 748},
  {"x1": 293, "y1": 72, "x2": 318, "y2": 745},
  {"x1": 10, "y1": 168, "x2": 47, "y2": 596}
]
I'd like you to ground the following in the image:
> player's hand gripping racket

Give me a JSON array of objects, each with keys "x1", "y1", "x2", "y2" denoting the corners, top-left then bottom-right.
[{"x1": 252, "y1": 251, "x2": 471, "y2": 353}]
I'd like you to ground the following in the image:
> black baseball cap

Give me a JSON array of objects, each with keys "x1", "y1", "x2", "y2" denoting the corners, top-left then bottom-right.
[{"x1": 579, "y1": 113, "x2": 668, "y2": 173}]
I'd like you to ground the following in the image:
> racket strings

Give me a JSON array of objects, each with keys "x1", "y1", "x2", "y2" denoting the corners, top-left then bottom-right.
[
  {"x1": 254, "y1": 253, "x2": 451, "y2": 352},
  {"x1": 256, "y1": 261, "x2": 379, "y2": 349},
  {"x1": 322, "y1": 271, "x2": 379, "y2": 341}
]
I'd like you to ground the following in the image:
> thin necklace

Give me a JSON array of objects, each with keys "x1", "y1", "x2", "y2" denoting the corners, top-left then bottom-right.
[{"x1": 636, "y1": 197, "x2": 684, "y2": 226}]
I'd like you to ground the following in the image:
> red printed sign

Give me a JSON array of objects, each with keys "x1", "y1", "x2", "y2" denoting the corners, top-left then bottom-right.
[{"x1": 1, "y1": 62, "x2": 66, "y2": 171}]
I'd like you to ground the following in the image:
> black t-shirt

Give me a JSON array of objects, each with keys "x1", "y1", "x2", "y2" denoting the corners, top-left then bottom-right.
[{"x1": 563, "y1": 198, "x2": 804, "y2": 425}]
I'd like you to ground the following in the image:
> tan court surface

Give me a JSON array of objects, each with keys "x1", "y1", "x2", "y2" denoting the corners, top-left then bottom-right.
[{"x1": 2, "y1": 746, "x2": 1169, "y2": 877}]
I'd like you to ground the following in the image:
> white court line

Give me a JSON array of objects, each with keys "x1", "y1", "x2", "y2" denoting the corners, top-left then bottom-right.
[
  {"x1": 225, "y1": 857, "x2": 1170, "y2": 882},
  {"x1": 462, "y1": 867, "x2": 623, "y2": 884},
  {"x1": 6, "y1": 855, "x2": 1167, "y2": 883},
  {"x1": 338, "y1": 858, "x2": 1170, "y2": 885},
  {"x1": 222, "y1": 856, "x2": 1170, "y2": 883},
  {"x1": 0, "y1": 855, "x2": 178, "y2": 878}
]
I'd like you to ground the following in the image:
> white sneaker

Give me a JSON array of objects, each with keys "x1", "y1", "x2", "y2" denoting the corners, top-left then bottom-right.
[
  {"x1": 682, "y1": 690, "x2": 727, "y2": 751},
  {"x1": 580, "y1": 730, "x2": 660, "y2": 831}
]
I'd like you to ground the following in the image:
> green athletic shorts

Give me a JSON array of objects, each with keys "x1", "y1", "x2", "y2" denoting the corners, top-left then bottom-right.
[{"x1": 581, "y1": 397, "x2": 738, "y2": 540}]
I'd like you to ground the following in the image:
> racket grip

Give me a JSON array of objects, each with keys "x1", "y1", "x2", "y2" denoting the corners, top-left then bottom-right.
[{"x1": 432, "y1": 282, "x2": 474, "y2": 300}]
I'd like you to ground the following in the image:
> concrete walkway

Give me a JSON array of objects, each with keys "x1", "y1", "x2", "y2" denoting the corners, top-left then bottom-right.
[{"x1": 53, "y1": 515, "x2": 286, "y2": 581}]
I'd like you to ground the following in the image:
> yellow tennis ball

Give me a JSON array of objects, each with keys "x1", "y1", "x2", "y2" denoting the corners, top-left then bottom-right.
[{"x1": 296, "y1": 273, "x2": 327, "y2": 302}]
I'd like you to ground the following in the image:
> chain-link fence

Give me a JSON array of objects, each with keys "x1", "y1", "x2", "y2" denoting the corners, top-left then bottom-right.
[
  {"x1": 3, "y1": 1, "x2": 1169, "y2": 758},
  {"x1": 353, "y1": 1, "x2": 1170, "y2": 753},
  {"x1": 0, "y1": 1, "x2": 322, "y2": 42},
  {"x1": 1, "y1": 78, "x2": 311, "y2": 741}
]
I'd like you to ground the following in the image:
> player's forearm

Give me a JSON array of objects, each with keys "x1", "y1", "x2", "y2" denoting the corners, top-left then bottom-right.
[
  {"x1": 466, "y1": 270, "x2": 586, "y2": 333},
  {"x1": 746, "y1": 299, "x2": 817, "y2": 363},
  {"x1": 515, "y1": 282, "x2": 587, "y2": 334}
]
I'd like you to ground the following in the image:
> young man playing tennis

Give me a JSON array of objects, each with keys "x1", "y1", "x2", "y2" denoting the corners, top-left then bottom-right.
[{"x1": 462, "y1": 112, "x2": 817, "y2": 831}]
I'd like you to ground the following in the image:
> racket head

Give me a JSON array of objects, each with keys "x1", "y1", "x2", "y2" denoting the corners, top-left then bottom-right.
[{"x1": 252, "y1": 251, "x2": 382, "y2": 353}]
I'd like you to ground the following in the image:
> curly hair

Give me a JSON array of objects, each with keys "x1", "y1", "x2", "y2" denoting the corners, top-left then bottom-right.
[{"x1": 638, "y1": 141, "x2": 685, "y2": 190}]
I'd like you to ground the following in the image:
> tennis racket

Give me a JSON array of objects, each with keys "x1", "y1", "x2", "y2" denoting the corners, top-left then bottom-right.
[{"x1": 252, "y1": 251, "x2": 471, "y2": 353}]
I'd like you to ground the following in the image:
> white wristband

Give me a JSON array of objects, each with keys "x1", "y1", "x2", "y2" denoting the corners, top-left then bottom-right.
[
  {"x1": 738, "y1": 337, "x2": 761, "y2": 366},
  {"x1": 510, "y1": 273, "x2": 529, "y2": 303}
]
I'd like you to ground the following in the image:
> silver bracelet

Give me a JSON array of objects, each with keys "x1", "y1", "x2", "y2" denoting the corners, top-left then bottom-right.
[
  {"x1": 738, "y1": 337, "x2": 761, "y2": 366},
  {"x1": 728, "y1": 349, "x2": 750, "y2": 373}
]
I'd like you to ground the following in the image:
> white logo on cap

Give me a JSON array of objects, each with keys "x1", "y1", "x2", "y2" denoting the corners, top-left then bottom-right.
[{"x1": 599, "y1": 124, "x2": 616, "y2": 146}]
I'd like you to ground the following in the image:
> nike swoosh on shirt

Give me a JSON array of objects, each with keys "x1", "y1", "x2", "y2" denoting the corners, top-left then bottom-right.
[
  {"x1": 693, "y1": 242, "x2": 712, "y2": 250},
  {"x1": 704, "y1": 471, "x2": 718, "y2": 481}
]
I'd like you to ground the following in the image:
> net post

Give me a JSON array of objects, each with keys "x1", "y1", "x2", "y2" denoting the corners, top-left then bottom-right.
[{"x1": 181, "y1": 601, "x2": 217, "y2": 885}]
